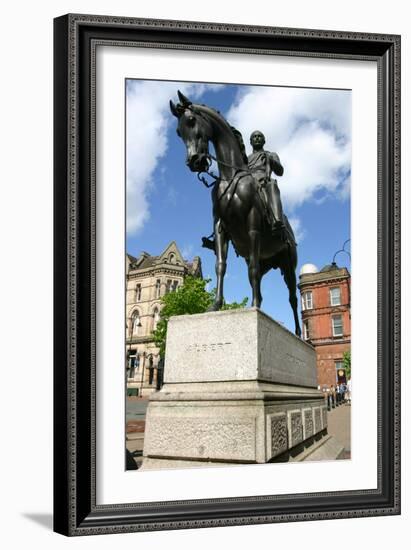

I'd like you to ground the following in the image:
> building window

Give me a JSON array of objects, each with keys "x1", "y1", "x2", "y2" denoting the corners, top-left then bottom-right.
[
  {"x1": 303, "y1": 320, "x2": 310, "y2": 341},
  {"x1": 330, "y1": 287, "x2": 341, "y2": 306},
  {"x1": 135, "y1": 283, "x2": 142, "y2": 301},
  {"x1": 302, "y1": 291, "x2": 313, "y2": 310},
  {"x1": 335, "y1": 360, "x2": 346, "y2": 383},
  {"x1": 155, "y1": 279, "x2": 161, "y2": 298},
  {"x1": 172, "y1": 280, "x2": 179, "y2": 292},
  {"x1": 127, "y1": 350, "x2": 139, "y2": 378},
  {"x1": 165, "y1": 279, "x2": 172, "y2": 294},
  {"x1": 332, "y1": 315, "x2": 343, "y2": 337}
]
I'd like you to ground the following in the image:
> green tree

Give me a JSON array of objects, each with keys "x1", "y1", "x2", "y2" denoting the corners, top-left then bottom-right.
[
  {"x1": 153, "y1": 275, "x2": 247, "y2": 357},
  {"x1": 221, "y1": 297, "x2": 249, "y2": 310},
  {"x1": 343, "y1": 350, "x2": 351, "y2": 379}
]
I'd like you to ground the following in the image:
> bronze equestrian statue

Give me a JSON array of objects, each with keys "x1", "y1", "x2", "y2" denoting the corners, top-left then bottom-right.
[{"x1": 170, "y1": 91, "x2": 301, "y2": 337}]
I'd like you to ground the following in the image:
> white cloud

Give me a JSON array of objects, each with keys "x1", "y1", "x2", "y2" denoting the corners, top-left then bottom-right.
[
  {"x1": 288, "y1": 216, "x2": 305, "y2": 243},
  {"x1": 126, "y1": 81, "x2": 221, "y2": 235},
  {"x1": 226, "y1": 86, "x2": 351, "y2": 212},
  {"x1": 180, "y1": 243, "x2": 194, "y2": 260}
]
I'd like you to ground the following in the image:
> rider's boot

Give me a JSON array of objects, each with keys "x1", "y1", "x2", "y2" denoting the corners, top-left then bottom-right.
[
  {"x1": 266, "y1": 179, "x2": 285, "y2": 234},
  {"x1": 202, "y1": 236, "x2": 216, "y2": 251}
]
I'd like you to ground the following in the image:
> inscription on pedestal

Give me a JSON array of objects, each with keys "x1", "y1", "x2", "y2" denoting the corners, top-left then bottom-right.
[
  {"x1": 285, "y1": 353, "x2": 305, "y2": 370},
  {"x1": 303, "y1": 408, "x2": 314, "y2": 439},
  {"x1": 288, "y1": 411, "x2": 303, "y2": 448},
  {"x1": 185, "y1": 342, "x2": 232, "y2": 354},
  {"x1": 269, "y1": 413, "x2": 288, "y2": 458}
]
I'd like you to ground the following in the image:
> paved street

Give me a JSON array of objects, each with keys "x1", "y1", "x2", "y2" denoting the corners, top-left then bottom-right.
[
  {"x1": 126, "y1": 396, "x2": 149, "y2": 435},
  {"x1": 126, "y1": 396, "x2": 149, "y2": 422},
  {"x1": 126, "y1": 397, "x2": 149, "y2": 467}
]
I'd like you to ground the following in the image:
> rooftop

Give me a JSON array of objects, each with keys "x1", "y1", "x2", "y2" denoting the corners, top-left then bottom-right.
[
  {"x1": 127, "y1": 241, "x2": 202, "y2": 277},
  {"x1": 299, "y1": 262, "x2": 350, "y2": 285}
]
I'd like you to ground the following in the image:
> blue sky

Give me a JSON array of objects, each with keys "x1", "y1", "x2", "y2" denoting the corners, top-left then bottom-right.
[{"x1": 126, "y1": 80, "x2": 351, "y2": 332}]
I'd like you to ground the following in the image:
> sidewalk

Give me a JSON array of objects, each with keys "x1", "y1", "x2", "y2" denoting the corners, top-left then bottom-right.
[{"x1": 326, "y1": 402, "x2": 351, "y2": 459}]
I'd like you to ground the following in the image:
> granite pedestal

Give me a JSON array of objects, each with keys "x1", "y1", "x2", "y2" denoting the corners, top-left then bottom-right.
[{"x1": 141, "y1": 308, "x2": 329, "y2": 469}]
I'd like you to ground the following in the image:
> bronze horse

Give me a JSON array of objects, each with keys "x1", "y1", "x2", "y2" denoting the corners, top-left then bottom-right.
[{"x1": 170, "y1": 91, "x2": 301, "y2": 337}]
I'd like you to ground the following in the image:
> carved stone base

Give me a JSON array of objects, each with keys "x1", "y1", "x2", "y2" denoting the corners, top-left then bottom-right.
[
  {"x1": 141, "y1": 432, "x2": 344, "y2": 470},
  {"x1": 141, "y1": 309, "x2": 328, "y2": 468}
]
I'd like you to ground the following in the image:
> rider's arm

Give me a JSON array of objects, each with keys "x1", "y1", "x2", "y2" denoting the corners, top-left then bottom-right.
[
  {"x1": 265, "y1": 154, "x2": 271, "y2": 182},
  {"x1": 270, "y1": 152, "x2": 284, "y2": 177}
]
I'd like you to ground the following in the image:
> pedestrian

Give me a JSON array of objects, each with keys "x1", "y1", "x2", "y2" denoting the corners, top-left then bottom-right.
[
  {"x1": 330, "y1": 385, "x2": 336, "y2": 408},
  {"x1": 340, "y1": 383, "x2": 346, "y2": 403},
  {"x1": 326, "y1": 386, "x2": 332, "y2": 411},
  {"x1": 346, "y1": 378, "x2": 352, "y2": 404}
]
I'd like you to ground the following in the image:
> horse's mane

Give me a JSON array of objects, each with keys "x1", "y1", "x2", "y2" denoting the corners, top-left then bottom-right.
[
  {"x1": 198, "y1": 104, "x2": 248, "y2": 165},
  {"x1": 229, "y1": 125, "x2": 248, "y2": 165}
]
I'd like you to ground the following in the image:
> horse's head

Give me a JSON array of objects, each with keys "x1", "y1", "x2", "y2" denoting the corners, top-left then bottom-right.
[{"x1": 170, "y1": 91, "x2": 212, "y2": 173}]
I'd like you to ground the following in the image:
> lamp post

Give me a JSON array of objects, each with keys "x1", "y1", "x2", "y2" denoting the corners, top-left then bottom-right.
[
  {"x1": 331, "y1": 238, "x2": 351, "y2": 319},
  {"x1": 332, "y1": 239, "x2": 351, "y2": 265},
  {"x1": 127, "y1": 315, "x2": 142, "y2": 394},
  {"x1": 139, "y1": 351, "x2": 146, "y2": 398},
  {"x1": 156, "y1": 354, "x2": 164, "y2": 391},
  {"x1": 126, "y1": 320, "x2": 132, "y2": 393}
]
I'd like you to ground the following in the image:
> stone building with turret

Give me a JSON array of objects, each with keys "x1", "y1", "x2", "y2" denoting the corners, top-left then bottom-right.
[
  {"x1": 298, "y1": 262, "x2": 351, "y2": 388},
  {"x1": 126, "y1": 241, "x2": 202, "y2": 396}
]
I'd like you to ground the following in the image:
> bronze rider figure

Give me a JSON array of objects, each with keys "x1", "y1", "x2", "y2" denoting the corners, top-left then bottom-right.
[{"x1": 248, "y1": 130, "x2": 285, "y2": 232}]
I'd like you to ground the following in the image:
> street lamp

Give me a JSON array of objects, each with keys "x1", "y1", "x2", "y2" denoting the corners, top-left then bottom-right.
[{"x1": 139, "y1": 351, "x2": 146, "y2": 398}]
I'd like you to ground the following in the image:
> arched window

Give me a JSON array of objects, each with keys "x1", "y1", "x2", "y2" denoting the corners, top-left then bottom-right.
[
  {"x1": 169, "y1": 253, "x2": 176, "y2": 264},
  {"x1": 155, "y1": 279, "x2": 161, "y2": 298}
]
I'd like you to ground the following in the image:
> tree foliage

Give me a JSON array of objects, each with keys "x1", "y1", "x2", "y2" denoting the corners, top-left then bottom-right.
[
  {"x1": 152, "y1": 276, "x2": 247, "y2": 357},
  {"x1": 220, "y1": 297, "x2": 249, "y2": 310},
  {"x1": 343, "y1": 350, "x2": 351, "y2": 379}
]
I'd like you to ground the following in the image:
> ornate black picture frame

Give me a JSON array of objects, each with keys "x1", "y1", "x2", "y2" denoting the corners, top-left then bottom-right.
[{"x1": 53, "y1": 14, "x2": 400, "y2": 536}]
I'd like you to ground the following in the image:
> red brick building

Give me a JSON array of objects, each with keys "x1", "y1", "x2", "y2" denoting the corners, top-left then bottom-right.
[{"x1": 298, "y1": 262, "x2": 351, "y2": 388}]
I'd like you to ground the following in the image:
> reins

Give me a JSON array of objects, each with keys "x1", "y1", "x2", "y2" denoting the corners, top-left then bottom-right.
[{"x1": 197, "y1": 153, "x2": 249, "y2": 187}]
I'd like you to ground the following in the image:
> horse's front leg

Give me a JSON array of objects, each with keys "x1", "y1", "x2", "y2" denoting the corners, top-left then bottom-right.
[
  {"x1": 247, "y1": 212, "x2": 262, "y2": 308},
  {"x1": 209, "y1": 218, "x2": 228, "y2": 311}
]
